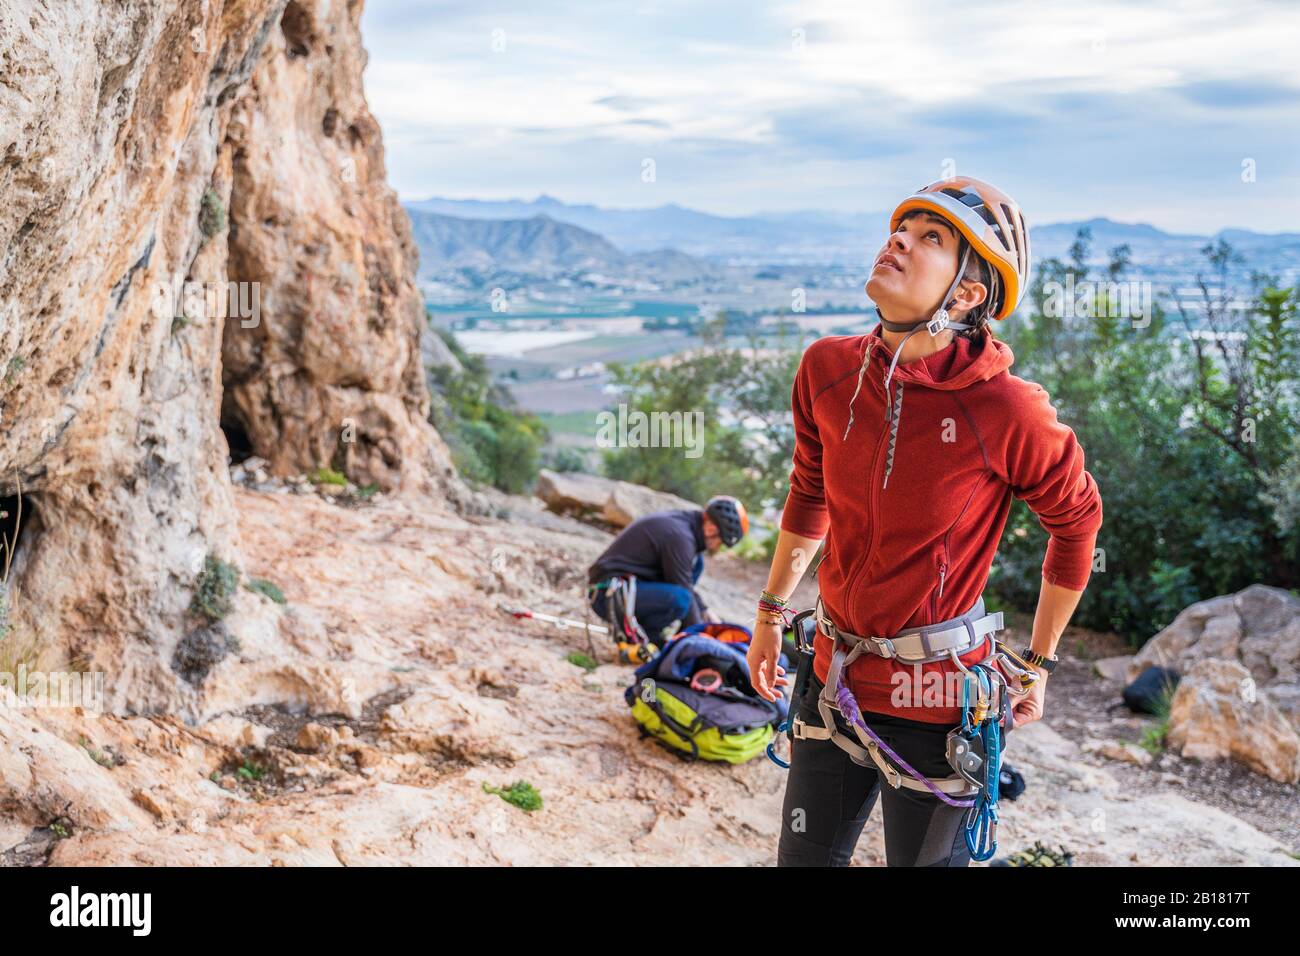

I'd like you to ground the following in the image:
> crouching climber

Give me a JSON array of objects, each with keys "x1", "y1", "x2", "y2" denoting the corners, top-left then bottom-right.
[{"x1": 587, "y1": 496, "x2": 748, "y2": 661}]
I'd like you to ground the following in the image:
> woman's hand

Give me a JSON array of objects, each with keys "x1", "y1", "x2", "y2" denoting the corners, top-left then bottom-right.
[
  {"x1": 1009, "y1": 668, "x2": 1048, "y2": 728},
  {"x1": 747, "y1": 619, "x2": 788, "y2": 702}
]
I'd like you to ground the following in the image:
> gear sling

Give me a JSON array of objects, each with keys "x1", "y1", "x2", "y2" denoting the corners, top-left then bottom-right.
[{"x1": 769, "y1": 595, "x2": 1039, "y2": 862}]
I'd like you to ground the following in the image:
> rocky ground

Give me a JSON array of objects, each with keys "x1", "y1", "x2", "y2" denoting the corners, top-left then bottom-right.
[{"x1": 2, "y1": 482, "x2": 1295, "y2": 867}]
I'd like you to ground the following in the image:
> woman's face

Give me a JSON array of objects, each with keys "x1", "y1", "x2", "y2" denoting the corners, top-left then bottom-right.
[{"x1": 865, "y1": 211, "x2": 981, "y2": 321}]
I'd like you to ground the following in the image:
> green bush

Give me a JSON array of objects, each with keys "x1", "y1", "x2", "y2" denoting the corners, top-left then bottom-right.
[
  {"x1": 190, "y1": 555, "x2": 239, "y2": 622},
  {"x1": 602, "y1": 319, "x2": 803, "y2": 514},
  {"x1": 427, "y1": 327, "x2": 547, "y2": 494},
  {"x1": 541, "y1": 445, "x2": 589, "y2": 473},
  {"x1": 992, "y1": 233, "x2": 1300, "y2": 642},
  {"x1": 482, "y1": 779, "x2": 543, "y2": 813},
  {"x1": 199, "y1": 189, "x2": 226, "y2": 238}
]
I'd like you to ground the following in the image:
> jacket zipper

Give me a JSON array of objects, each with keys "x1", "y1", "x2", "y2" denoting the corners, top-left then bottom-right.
[
  {"x1": 931, "y1": 472, "x2": 992, "y2": 621},
  {"x1": 839, "y1": 380, "x2": 897, "y2": 622}
]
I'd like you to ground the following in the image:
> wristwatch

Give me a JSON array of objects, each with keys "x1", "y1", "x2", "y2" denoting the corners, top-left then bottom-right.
[{"x1": 1020, "y1": 647, "x2": 1059, "y2": 673}]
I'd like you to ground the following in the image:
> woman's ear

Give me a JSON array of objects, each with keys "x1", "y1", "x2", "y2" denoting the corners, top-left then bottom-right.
[{"x1": 952, "y1": 279, "x2": 988, "y2": 317}]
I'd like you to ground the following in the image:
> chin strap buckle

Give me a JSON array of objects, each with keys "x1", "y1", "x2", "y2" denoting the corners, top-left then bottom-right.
[{"x1": 927, "y1": 310, "x2": 951, "y2": 336}]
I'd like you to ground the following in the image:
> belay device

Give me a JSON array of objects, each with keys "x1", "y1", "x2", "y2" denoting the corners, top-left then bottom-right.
[{"x1": 767, "y1": 604, "x2": 1039, "y2": 862}]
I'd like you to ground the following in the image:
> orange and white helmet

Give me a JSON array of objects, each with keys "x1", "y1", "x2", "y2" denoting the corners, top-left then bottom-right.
[{"x1": 889, "y1": 176, "x2": 1030, "y2": 321}]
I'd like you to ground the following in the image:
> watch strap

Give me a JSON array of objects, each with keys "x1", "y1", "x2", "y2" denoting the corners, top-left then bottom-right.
[{"x1": 1021, "y1": 647, "x2": 1059, "y2": 673}]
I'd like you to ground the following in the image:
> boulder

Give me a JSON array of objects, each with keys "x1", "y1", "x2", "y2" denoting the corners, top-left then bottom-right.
[
  {"x1": 535, "y1": 469, "x2": 698, "y2": 529},
  {"x1": 1131, "y1": 585, "x2": 1300, "y2": 730},
  {"x1": 1166, "y1": 658, "x2": 1300, "y2": 784},
  {"x1": 1093, "y1": 655, "x2": 1134, "y2": 684}
]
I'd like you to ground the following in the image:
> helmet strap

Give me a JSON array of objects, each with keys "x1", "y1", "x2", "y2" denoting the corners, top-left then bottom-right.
[
  {"x1": 874, "y1": 244, "x2": 975, "y2": 398},
  {"x1": 877, "y1": 243, "x2": 975, "y2": 338}
]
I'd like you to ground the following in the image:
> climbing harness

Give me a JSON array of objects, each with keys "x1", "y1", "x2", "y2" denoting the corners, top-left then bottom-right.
[
  {"x1": 588, "y1": 576, "x2": 649, "y2": 643},
  {"x1": 587, "y1": 576, "x2": 663, "y2": 664},
  {"x1": 766, "y1": 597, "x2": 1037, "y2": 862}
]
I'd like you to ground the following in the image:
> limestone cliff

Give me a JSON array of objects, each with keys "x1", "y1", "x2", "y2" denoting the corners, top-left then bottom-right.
[
  {"x1": 0, "y1": 0, "x2": 464, "y2": 716},
  {"x1": 221, "y1": 0, "x2": 460, "y2": 493}
]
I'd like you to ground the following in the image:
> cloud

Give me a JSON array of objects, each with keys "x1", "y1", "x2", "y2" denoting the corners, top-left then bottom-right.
[
  {"x1": 594, "y1": 95, "x2": 658, "y2": 112},
  {"x1": 360, "y1": 0, "x2": 1300, "y2": 231},
  {"x1": 1176, "y1": 79, "x2": 1300, "y2": 109}
]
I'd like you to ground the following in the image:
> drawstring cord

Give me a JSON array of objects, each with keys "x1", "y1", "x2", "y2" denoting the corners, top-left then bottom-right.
[{"x1": 841, "y1": 336, "x2": 876, "y2": 442}]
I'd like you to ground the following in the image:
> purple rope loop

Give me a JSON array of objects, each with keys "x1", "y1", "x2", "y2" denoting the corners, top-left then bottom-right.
[{"x1": 835, "y1": 680, "x2": 974, "y2": 809}]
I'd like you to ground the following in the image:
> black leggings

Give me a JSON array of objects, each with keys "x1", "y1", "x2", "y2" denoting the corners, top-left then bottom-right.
[{"x1": 777, "y1": 672, "x2": 974, "y2": 867}]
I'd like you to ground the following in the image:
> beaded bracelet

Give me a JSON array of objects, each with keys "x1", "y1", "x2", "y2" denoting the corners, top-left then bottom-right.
[{"x1": 756, "y1": 590, "x2": 788, "y2": 628}]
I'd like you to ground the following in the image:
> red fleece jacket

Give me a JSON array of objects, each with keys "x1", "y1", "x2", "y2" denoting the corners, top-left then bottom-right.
[{"x1": 781, "y1": 322, "x2": 1103, "y2": 725}]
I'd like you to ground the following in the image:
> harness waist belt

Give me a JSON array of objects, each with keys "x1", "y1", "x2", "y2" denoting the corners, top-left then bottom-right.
[{"x1": 815, "y1": 595, "x2": 1002, "y2": 663}]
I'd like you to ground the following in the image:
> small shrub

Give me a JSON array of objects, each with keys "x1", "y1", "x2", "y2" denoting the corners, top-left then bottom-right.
[
  {"x1": 245, "y1": 578, "x2": 287, "y2": 605},
  {"x1": 566, "y1": 651, "x2": 598, "y2": 672},
  {"x1": 1138, "y1": 720, "x2": 1169, "y2": 756},
  {"x1": 482, "y1": 779, "x2": 542, "y2": 813},
  {"x1": 356, "y1": 483, "x2": 379, "y2": 499},
  {"x1": 0, "y1": 596, "x2": 48, "y2": 680},
  {"x1": 236, "y1": 761, "x2": 267, "y2": 782},
  {"x1": 310, "y1": 466, "x2": 348, "y2": 487},
  {"x1": 190, "y1": 555, "x2": 239, "y2": 622},
  {"x1": 542, "y1": 446, "x2": 588, "y2": 473},
  {"x1": 78, "y1": 736, "x2": 115, "y2": 769},
  {"x1": 199, "y1": 189, "x2": 226, "y2": 238},
  {"x1": 730, "y1": 528, "x2": 777, "y2": 563},
  {"x1": 3, "y1": 356, "x2": 26, "y2": 386}
]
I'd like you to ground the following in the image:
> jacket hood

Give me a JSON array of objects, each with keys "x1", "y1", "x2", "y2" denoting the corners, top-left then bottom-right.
[{"x1": 864, "y1": 320, "x2": 1014, "y2": 391}]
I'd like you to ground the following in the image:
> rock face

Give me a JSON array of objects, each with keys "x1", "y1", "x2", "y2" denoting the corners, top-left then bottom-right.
[
  {"x1": 1130, "y1": 585, "x2": 1300, "y2": 730},
  {"x1": 220, "y1": 0, "x2": 461, "y2": 496},
  {"x1": 0, "y1": 0, "x2": 465, "y2": 716}
]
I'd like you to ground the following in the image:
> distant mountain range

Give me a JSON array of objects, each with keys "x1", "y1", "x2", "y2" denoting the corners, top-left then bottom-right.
[
  {"x1": 404, "y1": 208, "x2": 719, "y2": 286},
  {"x1": 404, "y1": 195, "x2": 1300, "y2": 282},
  {"x1": 406, "y1": 194, "x2": 870, "y2": 260}
]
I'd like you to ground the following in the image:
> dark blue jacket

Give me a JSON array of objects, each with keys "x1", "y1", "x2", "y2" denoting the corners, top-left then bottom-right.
[{"x1": 587, "y1": 509, "x2": 709, "y2": 624}]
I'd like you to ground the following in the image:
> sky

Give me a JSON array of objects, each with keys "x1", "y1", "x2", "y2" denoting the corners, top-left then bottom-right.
[{"x1": 359, "y1": 0, "x2": 1300, "y2": 234}]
